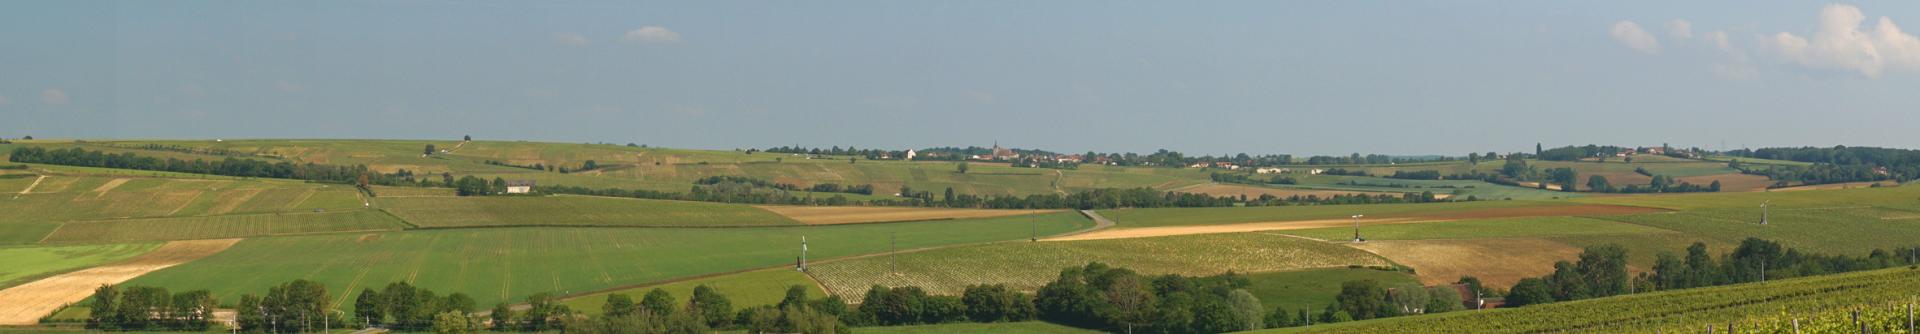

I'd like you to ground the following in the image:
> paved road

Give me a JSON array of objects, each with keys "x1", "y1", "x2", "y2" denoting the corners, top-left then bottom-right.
[{"x1": 1042, "y1": 209, "x2": 1116, "y2": 239}]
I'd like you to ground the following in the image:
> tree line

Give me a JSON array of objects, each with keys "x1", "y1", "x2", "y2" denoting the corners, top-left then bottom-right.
[
  {"x1": 1499, "y1": 238, "x2": 1920, "y2": 308},
  {"x1": 9, "y1": 147, "x2": 419, "y2": 186},
  {"x1": 1726, "y1": 146, "x2": 1918, "y2": 185}
]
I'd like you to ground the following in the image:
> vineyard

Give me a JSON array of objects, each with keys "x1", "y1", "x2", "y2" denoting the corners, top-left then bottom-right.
[{"x1": 1255, "y1": 267, "x2": 1920, "y2": 333}]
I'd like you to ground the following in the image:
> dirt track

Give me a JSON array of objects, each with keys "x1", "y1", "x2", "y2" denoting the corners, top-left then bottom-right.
[
  {"x1": 755, "y1": 205, "x2": 1060, "y2": 225},
  {"x1": 0, "y1": 239, "x2": 240, "y2": 325}
]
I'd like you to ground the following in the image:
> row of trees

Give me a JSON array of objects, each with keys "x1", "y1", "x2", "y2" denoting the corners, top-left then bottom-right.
[
  {"x1": 1503, "y1": 238, "x2": 1920, "y2": 308},
  {"x1": 9, "y1": 147, "x2": 414, "y2": 186},
  {"x1": 693, "y1": 176, "x2": 875, "y2": 195},
  {"x1": 1728, "y1": 146, "x2": 1918, "y2": 184},
  {"x1": 84, "y1": 285, "x2": 219, "y2": 331}
]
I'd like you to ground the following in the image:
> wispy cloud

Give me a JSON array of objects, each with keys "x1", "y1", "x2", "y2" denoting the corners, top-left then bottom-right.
[
  {"x1": 1611, "y1": 21, "x2": 1662, "y2": 54},
  {"x1": 1666, "y1": 19, "x2": 1693, "y2": 40},
  {"x1": 622, "y1": 26, "x2": 681, "y2": 44},
  {"x1": 553, "y1": 33, "x2": 590, "y2": 46},
  {"x1": 1769, "y1": 4, "x2": 1920, "y2": 77},
  {"x1": 40, "y1": 89, "x2": 69, "y2": 105}
]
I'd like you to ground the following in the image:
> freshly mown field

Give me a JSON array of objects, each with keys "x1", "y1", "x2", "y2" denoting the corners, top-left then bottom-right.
[
  {"x1": 1276, "y1": 216, "x2": 1677, "y2": 241},
  {"x1": 845, "y1": 322, "x2": 1103, "y2": 334},
  {"x1": 806, "y1": 232, "x2": 1391, "y2": 302},
  {"x1": 1241, "y1": 268, "x2": 1422, "y2": 314},
  {"x1": 0, "y1": 243, "x2": 159, "y2": 288},
  {"x1": 1254, "y1": 267, "x2": 1920, "y2": 334},
  {"x1": 378, "y1": 195, "x2": 799, "y2": 228},
  {"x1": 0, "y1": 176, "x2": 367, "y2": 245},
  {"x1": 560, "y1": 268, "x2": 822, "y2": 317},
  {"x1": 126, "y1": 212, "x2": 1093, "y2": 310},
  {"x1": 1094, "y1": 200, "x2": 1646, "y2": 228},
  {"x1": 38, "y1": 210, "x2": 406, "y2": 244}
]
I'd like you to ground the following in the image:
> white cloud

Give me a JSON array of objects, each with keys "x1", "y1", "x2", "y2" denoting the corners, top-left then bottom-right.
[
  {"x1": 40, "y1": 89, "x2": 69, "y2": 105},
  {"x1": 1770, "y1": 4, "x2": 1920, "y2": 77},
  {"x1": 1707, "y1": 31, "x2": 1733, "y2": 51},
  {"x1": 1611, "y1": 21, "x2": 1662, "y2": 54},
  {"x1": 275, "y1": 80, "x2": 304, "y2": 93},
  {"x1": 553, "y1": 33, "x2": 589, "y2": 46},
  {"x1": 1666, "y1": 19, "x2": 1693, "y2": 40},
  {"x1": 622, "y1": 26, "x2": 681, "y2": 44}
]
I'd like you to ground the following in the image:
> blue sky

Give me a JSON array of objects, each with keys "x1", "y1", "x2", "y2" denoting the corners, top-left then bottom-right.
[{"x1": 4, "y1": 1, "x2": 1919, "y2": 155}]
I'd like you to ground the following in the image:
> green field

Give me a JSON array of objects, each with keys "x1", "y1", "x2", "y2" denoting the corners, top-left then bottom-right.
[
  {"x1": 38, "y1": 210, "x2": 406, "y2": 244},
  {"x1": 848, "y1": 322, "x2": 1102, "y2": 334},
  {"x1": 1095, "y1": 200, "x2": 1562, "y2": 228},
  {"x1": 1253, "y1": 267, "x2": 1920, "y2": 333},
  {"x1": 1573, "y1": 183, "x2": 1919, "y2": 211},
  {"x1": 1276, "y1": 216, "x2": 1677, "y2": 241},
  {"x1": 1241, "y1": 268, "x2": 1422, "y2": 314},
  {"x1": 1589, "y1": 207, "x2": 1920, "y2": 255},
  {"x1": 0, "y1": 176, "x2": 368, "y2": 245},
  {"x1": 806, "y1": 232, "x2": 1391, "y2": 302},
  {"x1": 0, "y1": 243, "x2": 159, "y2": 288},
  {"x1": 125, "y1": 212, "x2": 1092, "y2": 310},
  {"x1": 1276, "y1": 174, "x2": 1576, "y2": 200},
  {"x1": 378, "y1": 195, "x2": 799, "y2": 228},
  {"x1": 559, "y1": 268, "x2": 822, "y2": 317}
]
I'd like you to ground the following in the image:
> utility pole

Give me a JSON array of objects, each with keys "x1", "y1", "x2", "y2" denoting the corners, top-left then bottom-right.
[
  {"x1": 890, "y1": 232, "x2": 897, "y2": 276},
  {"x1": 1029, "y1": 208, "x2": 1036, "y2": 242},
  {"x1": 799, "y1": 236, "x2": 808, "y2": 272},
  {"x1": 1352, "y1": 215, "x2": 1365, "y2": 242},
  {"x1": 1760, "y1": 200, "x2": 1770, "y2": 225}
]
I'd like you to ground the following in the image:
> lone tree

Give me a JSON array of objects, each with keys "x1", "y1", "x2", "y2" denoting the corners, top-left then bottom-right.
[
  {"x1": 424, "y1": 144, "x2": 436, "y2": 156},
  {"x1": 956, "y1": 162, "x2": 970, "y2": 174},
  {"x1": 463, "y1": 135, "x2": 471, "y2": 141}
]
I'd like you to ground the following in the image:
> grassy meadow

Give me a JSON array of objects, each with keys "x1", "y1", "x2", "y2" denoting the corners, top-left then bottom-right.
[
  {"x1": 1094, "y1": 200, "x2": 1564, "y2": 228},
  {"x1": 377, "y1": 195, "x2": 800, "y2": 228},
  {"x1": 1241, "y1": 268, "x2": 1422, "y2": 314},
  {"x1": 1276, "y1": 216, "x2": 1677, "y2": 241},
  {"x1": 125, "y1": 212, "x2": 1093, "y2": 309},
  {"x1": 0, "y1": 243, "x2": 159, "y2": 288}
]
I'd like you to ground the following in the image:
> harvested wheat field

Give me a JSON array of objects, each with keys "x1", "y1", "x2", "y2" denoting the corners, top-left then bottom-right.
[
  {"x1": 1349, "y1": 238, "x2": 1582, "y2": 287},
  {"x1": 753, "y1": 205, "x2": 1059, "y2": 225},
  {"x1": 0, "y1": 239, "x2": 240, "y2": 325},
  {"x1": 1170, "y1": 183, "x2": 1396, "y2": 199}
]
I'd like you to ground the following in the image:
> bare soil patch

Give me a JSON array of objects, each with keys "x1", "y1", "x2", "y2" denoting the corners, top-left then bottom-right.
[
  {"x1": 1678, "y1": 173, "x2": 1774, "y2": 192},
  {"x1": 1171, "y1": 183, "x2": 1396, "y2": 199},
  {"x1": 0, "y1": 239, "x2": 240, "y2": 325},
  {"x1": 91, "y1": 178, "x2": 131, "y2": 194},
  {"x1": 1349, "y1": 238, "x2": 1582, "y2": 287},
  {"x1": 755, "y1": 205, "x2": 1059, "y2": 225}
]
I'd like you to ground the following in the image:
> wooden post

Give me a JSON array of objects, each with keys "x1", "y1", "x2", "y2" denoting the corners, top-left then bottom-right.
[
  {"x1": 1707, "y1": 324, "x2": 1714, "y2": 334},
  {"x1": 1908, "y1": 302, "x2": 1915, "y2": 334},
  {"x1": 1793, "y1": 318, "x2": 1800, "y2": 334}
]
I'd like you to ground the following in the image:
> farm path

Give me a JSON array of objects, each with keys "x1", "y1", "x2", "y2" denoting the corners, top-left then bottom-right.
[
  {"x1": 0, "y1": 238, "x2": 240, "y2": 325},
  {"x1": 16, "y1": 175, "x2": 47, "y2": 195}
]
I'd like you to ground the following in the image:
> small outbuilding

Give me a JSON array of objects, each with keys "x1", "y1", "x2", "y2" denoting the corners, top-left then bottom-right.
[{"x1": 506, "y1": 180, "x2": 536, "y2": 194}]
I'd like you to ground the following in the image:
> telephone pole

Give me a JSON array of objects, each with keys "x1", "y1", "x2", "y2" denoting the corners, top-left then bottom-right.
[
  {"x1": 799, "y1": 236, "x2": 808, "y2": 272},
  {"x1": 1760, "y1": 201, "x2": 1770, "y2": 225},
  {"x1": 1351, "y1": 215, "x2": 1366, "y2": 242}
]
